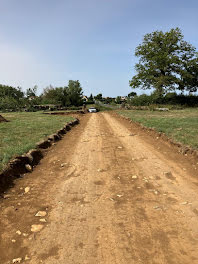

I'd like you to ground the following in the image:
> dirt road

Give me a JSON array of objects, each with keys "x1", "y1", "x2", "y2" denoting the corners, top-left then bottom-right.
[{"x1": 1, "y1": 112, "x2": 198, "y2": 264}]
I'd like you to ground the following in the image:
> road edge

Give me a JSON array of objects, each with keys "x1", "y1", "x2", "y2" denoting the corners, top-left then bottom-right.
[
  {"x1": 0, "y1": 118, "x2": 79, "y2": 195},
  {"x1": 114, "y1": 111, "x2": 198, "y2": 160}
]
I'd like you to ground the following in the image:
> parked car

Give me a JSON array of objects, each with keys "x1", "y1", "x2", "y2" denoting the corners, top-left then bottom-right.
[{"x1": 88, "y1": 107, "x2": 97, "y2": 113}]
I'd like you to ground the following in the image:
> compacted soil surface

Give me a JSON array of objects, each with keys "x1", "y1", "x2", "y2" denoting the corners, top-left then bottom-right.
[{"x1": 0, "y1": 112, "x2": 198, "y2": 264}]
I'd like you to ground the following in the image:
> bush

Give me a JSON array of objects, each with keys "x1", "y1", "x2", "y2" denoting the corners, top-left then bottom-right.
[
  {"x1": 85, "y1": 100, "x2": 95, "y2": 105},
  {"x1": 164, "y1": 93, "x2": 198, "y2": 106},
  {"x1": 129, "y1": 93, "x2": 198, "y2": 107},
  {"x1": 129, "y1": 94, "x2": 152, "y2": 106},
  {"x1": 0, "y1": 96, "x2": 22, "y2": 111}
]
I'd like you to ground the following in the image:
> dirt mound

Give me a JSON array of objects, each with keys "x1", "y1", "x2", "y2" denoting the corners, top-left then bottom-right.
[
  {"x1": 43, "y1": 110, "x2": 85, "y2": 115},
  {"x1": 0, "y1": 115, "x2": 8, "y2": 123}
]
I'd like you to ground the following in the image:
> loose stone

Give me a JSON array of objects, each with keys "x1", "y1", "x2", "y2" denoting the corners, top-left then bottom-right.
[{"x1": 31, "y1": 224, "x2": 44, "y2": 232}]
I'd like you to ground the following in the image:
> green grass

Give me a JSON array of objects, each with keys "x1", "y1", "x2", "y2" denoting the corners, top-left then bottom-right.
[
  {"x1": 44, "y1": 110, "x2": 80, "y2": 114},
  {"x1": 0, "y1": 112, "x2": 74, "y2": 171},
  {"x1": 85, "y1": 103, "x2": 119, "y2": 112},
  {"x1": 94, "y1": 104, "x2": 119, "y2": 111},
  {"x1": 117, "y1": 108, "x2": 198, "y2": 149}
]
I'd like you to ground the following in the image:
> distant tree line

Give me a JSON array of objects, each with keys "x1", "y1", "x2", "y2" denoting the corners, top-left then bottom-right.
[
  {"x1": 91, "y1": 91, "x2": 198, "y2": 107},
  {"x1": 93, "y1": 93, "x2": 116, "y2": 104},
  {"x1": 0, "y1": 80, "x2": 83, "y2": 111},
  {"x1": 127, "y1": 92, "x2": 198, "y2": 107}
]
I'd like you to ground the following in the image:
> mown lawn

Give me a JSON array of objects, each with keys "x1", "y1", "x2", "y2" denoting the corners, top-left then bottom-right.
[
  {"x1": 0, "y1": 112, "x2": 74, "y2": 171},
  {"x1": 117, "y1": 108, "x2": 198, "y2": 149}
]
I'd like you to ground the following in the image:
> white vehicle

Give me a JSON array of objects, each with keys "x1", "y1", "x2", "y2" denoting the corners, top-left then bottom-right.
[{"x1": 88, "y1": 107, "x2": 97, "y2": 113}]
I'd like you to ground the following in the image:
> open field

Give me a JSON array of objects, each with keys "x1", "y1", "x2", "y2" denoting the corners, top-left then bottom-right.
[
  {"x1": 0, "y1": 112, "x2": 73, "y2": 171},
  {"x1": 117, "y1": 108, "x2": 198, "y2": 149},
  {"x1": 44, "y1": 109, "x2": 82, "y2": 114}
]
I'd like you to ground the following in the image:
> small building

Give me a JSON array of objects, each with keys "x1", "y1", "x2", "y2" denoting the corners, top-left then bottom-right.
[{"x1": 82, "y1": 96, "x2": 88, "y2": 102}]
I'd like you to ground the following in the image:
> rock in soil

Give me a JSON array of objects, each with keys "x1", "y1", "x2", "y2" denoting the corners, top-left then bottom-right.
[
  {"x1": 25, "y1": 164, "x2": 32, "y2": 172},
  {"x1": 35, "y1": 211, "x2": 47, "y2": 217},
  {"x1": 25, "y1": 255, "x2": 30, "y2": 260},
  {"x1": 16, "y1": 230, "x2": 21, "y2": 235},
  {"x1": 40, "y1": 218, "x2": 47, "y2": 223},
  {"x1": 24, "y1": 187, "x2": 30, "y2": 193},
  {"x1": 31, "y1": 224, "x2": 44, "y2": 232},
  {"x1": 132, "y1": 175, "x2": 138, "y2": 179},
  {"x1": 12, "y1": 258, "x2": 22, "y2": 263}
]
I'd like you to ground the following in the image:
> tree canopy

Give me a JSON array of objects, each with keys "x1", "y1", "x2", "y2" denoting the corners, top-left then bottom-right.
[
  {"x1": 0, "y1": 85, "x2": 25, "y2": 111},
  {"x1": 94, "y1": 93, "x2": 102, "y2": 100},
  {"x1": 67, "y1": 80, "x2": 83, "y2": 106},
  {"x1": 0, "y1": 84, "x2": 24, "y2": 99},
  {"x1": 42, "y1": 80, "x2": 83, "y2": 106},
  {"x1": 89, "y1": 93, "x2": 93, "y2": 101},
  {"x1": 128, "y1": 92, "x2": 137, "y2": 98},
  {"x1": 0, "y1": 80, "x2": 84, "y2": 111},
  {"x1": 130, "y1": 28, "x2": 198, "y2": 95}
]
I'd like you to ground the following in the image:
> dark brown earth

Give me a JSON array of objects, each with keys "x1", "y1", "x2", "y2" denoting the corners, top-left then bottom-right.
[
  {"x1": 43, "y1": 111, "x2": 85, "y2": 116},
  {"x1": 0, "y1": 115, "x2": 8, "y2": 123},
  {"x1": 0, "y1": 112, "x2": 198, "y2": 264}
]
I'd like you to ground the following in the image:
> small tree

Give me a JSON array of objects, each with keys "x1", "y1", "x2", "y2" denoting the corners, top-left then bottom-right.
[
  {"x1": 128, "y1": 92, "x2": 137, "y2": 98},
  {"x1": 115, "y1": 96, "x2": 121, "y2": 104},
  {"x1": 89, "y1": 93, "x2": 93, "y2": 101},
  {"x1": 67, "y1": 80, "x2": 83, "y2": 106},
  {"x1": 130, "y1": 28, "x2": 198, "y2": 95},
  {"x1": 94, "y1": 93, "x2": 102, "y2": 100}
]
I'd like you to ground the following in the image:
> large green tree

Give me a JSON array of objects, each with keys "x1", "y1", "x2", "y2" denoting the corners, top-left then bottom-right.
[
  {"x1": 67, "y1": 80, "x2": 83, "y2": 106},
  {"x1": 42, "y1": 80, "x2": 83, "y2": 106},
  {"x1": 130, "y1": 28, "x2": 198, "y2": 95}
]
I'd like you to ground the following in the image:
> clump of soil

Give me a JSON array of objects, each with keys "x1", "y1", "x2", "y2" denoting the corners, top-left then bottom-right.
[{"x1": 0, "y1": 115, "x2": 8, "y2": 123}]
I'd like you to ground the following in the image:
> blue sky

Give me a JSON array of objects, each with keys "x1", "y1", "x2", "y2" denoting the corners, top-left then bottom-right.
[{"x1": 0, "y1": 0, "x2": 198, "y2": 97}]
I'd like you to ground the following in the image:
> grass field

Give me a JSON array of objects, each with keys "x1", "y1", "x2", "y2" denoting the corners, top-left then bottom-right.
[
  {"x1": 117, "y1": 108, "x2": 198, "y2": 149},
  {"x1": 0, "y1": 112, "x2": 74, "y2": 171}
]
